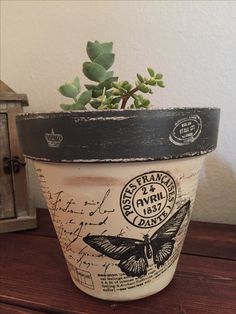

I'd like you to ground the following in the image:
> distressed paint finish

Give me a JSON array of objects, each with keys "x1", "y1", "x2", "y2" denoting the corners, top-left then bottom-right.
[
  {"x1": 0, "y1": 86, "x2": 37, "y2": 232},
  {"x1": 15, "y1": 108, "x2": 220, "y2": 300},
  {"x1": 0, "y1": 113, "x2": 15, "y2": 219},
  {"x1": 33, "y1": 156, "x2": 205, "y2": 301},
  {"x1": 16, "y1": 108, "x2": 220, "y2": 163}
]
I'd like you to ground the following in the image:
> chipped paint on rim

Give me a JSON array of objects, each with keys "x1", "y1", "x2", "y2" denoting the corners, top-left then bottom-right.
[
  {"x1": 22, "y1": 147, "x2": 216, "y2": 163},
  {"x1": 73, "y1": 116, "x2": 134, "y2": 122},
  {"x1": 16, "y1": 107, "x2": 220, "y2": 163},
  {"x1": 16, "y1": 107, "x2": 220, "y2": 118}
]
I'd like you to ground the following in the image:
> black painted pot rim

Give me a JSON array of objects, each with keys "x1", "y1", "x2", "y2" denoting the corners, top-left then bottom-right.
[
  {"x1": 17, "y1": 107, "x2": 220, "y2": 117},
  {"x1": 16, "y1": 107, "x2": 220, "y2": 163}
]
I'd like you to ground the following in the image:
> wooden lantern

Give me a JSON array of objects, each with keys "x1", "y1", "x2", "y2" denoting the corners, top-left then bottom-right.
[{"x1": 0, "y1": 81, "x2": 37, "y2": 232}]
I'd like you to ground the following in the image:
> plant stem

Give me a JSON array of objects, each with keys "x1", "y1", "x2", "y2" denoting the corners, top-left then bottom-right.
[{"x1": 121, "y1": 86, "x2": 140, "y2": 109}]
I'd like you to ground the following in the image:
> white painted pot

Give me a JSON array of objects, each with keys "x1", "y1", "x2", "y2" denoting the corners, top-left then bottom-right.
[{"x1": 16, "y1": 109, "x2": 220, "y2": 301}]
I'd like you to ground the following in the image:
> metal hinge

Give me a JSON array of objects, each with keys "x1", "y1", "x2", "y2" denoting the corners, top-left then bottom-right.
[{"x1": 3, "y1": 156, "x2": 26, "y2": 174}]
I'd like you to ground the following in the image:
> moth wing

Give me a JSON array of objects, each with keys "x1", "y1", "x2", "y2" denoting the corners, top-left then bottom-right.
[
  {"x1": 118, "y1": 245, "x2": 148, "y2": 277},
  {"x1": 150, "y1": 200, "x2": 190, "y2": 268},
  {"x1": 83, "y1": 235, "x2": 143, "y2": 260},
  {"x1": 151, "y1": 200, "x2": 190, "y2": 242},
  {"x1": 152, "y1": 240, "x2": 175, "y2": 268},
  {"x1": 83, "y1": 235, "x2": 148, "y2": 277}
]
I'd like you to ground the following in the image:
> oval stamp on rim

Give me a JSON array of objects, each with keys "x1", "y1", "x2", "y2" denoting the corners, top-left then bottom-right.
[
  {"x1": 120, "y1": 171, "x2": 177, "y2": 228},
  {"x1": 169, "y1": 115, "x2": 202, "y2": 146}
]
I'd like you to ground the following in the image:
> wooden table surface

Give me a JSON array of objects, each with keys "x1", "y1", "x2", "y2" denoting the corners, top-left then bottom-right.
[{"x1": 0, "y1": 208, "x2": 236, "y2": 314}]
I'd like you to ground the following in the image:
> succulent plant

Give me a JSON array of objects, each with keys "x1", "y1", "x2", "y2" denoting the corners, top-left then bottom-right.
[{"x1": 59, "y1": 41, "x2": 165, "y2": 110}]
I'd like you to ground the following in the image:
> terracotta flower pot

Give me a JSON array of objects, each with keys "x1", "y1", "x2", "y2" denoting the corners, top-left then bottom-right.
[{"x1": 16, "y1": 108, "x2": 220, "y2": 301}]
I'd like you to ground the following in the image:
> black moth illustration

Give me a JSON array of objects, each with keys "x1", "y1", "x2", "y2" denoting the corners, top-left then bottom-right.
[{"x1": 83, "y1": 200, "x2": 190, "y2": 277}]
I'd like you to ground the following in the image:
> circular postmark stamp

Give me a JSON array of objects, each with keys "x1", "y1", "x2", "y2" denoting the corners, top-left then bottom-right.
[
  {"x1": 169, "y1": 115, "x2": 202, "y2": 146},
  {"x1": 120, "y1": 171, "x2": 177, "y2": 228}
]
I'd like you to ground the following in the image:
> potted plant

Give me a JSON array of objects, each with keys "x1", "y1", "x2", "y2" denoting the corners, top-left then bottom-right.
[{"x1": 16, "y1": 41, "x2": 220, "y2": 301}]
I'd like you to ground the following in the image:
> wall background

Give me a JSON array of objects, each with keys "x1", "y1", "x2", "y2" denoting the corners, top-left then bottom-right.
[{"x1": 1, "y1": 0, "x2": 236, "y2": 223}]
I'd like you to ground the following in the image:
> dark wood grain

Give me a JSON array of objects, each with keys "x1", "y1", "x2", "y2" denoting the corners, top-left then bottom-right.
[
  {"x1": 0, "y1": 303, "x2": 44, "y2": 314},
  {"x1": 183, "y1": 220, "x2": 236, "y2": 260},
  {"x1": 21, "y1": 208, "x2": 236, "y2": 260},
  {"x1": 0, "y1": 232, "x2": 235, "y2": 314}
]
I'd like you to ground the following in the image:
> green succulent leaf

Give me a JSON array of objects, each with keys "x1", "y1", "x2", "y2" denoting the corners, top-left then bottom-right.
[
  {"x1": 60, "y1": 100, "x2": 87, "y2": 111},
  {"x1": 85, "y1": 84, "x2": 99, "y2": 90},
  {"x1": 60, "y1": 104, "x2": 73, "y2": 110},
  {"x1": 108, "y1": 103, "x2": 119, "y2": 109},
  {"x1": 127, "y1": 84, "x2": 133, "y2": 92},
  {"x1": 137, "y1": 74, "x2": 144, "y2": 83},
  {"x1": 111, "y1": 96, "x2": 121, "y2": 104},
  {"x1": 122, "y1": 81, "x2": 132, "y2": 92},
  {"x1": 101, "y1": 42, "x2": 113, "y2": 53},
  {"x1": 97, "y1": 94, "x2": 106, "y2": 103},
  {"x1": 86, "y1": 41, "x2": 102, "y2": 61},
  {"x1": 134, "y1": 99, "x2": 139, "y2": 108},
  {"x1": 70, "y1": 102, "x2": 87, "y2": 110},
  {"x1": 92, "y1": 89, "x2": 104, "y2": 98},
  {"x1": 142, "y1": 99, "x2": 151, "y2": 107},
  {"x1": 139, "y1": 83, "x2": 150, "y2": 93},
  {"x1": 83, "y1": 62, "x2": 107, "y2": 82},
  {"x1": 157, "y1": 80, "x2": 165, "y2": 88},
  {"x1": 86, "y1": 41, "x2": 113, "y2": 61},
  {"x1": 112, "y1": 89, "x2": 122, "y2": 96},
  {"x1": 59, "y1": 82, "x2": 80, "y2": 99},
  {"x1": 98, "y1": 77, "x2": 118, "y2": 90},
  {"x1": 147, "y1": 78, "x2": 156, "y2": 86},
  {"x1": 147, "y1": 67, "x2": 155, "y2": 77},
  {"x1": 90, "y1": 100, "x2": 101, "y2": 109},
  {"x1": 105, "y1": 90, "x2": 113, "y2": 97},
  {"x1": 98, "y1": 104, "x2": 109, "y2": 110},
  {"x1": 130, "y1": 93, "x2": 151, "y2": 109},
  {"x1": 104, "y1": 71, "x2": 114, "y2": 80},
  {"x1": 93, "y1": 53, "x2": 115, "y2": 70},
  {"x1": 72, "y1": 76, "x2": 80, "y2": 89},
  {"x1": 77, "y1": 90, "x2": 92, "y2": 105},
  {"x1": 112, "y1": 82, "x2": 119, "y2": 89},
  {"x1": 155, "y1": 73, "x2": 163, "y2": 80}
]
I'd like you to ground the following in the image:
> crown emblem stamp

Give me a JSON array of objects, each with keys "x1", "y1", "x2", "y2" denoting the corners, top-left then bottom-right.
[{"x1": 45, "y1": 129, "x2": 63, "y2": 148}]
